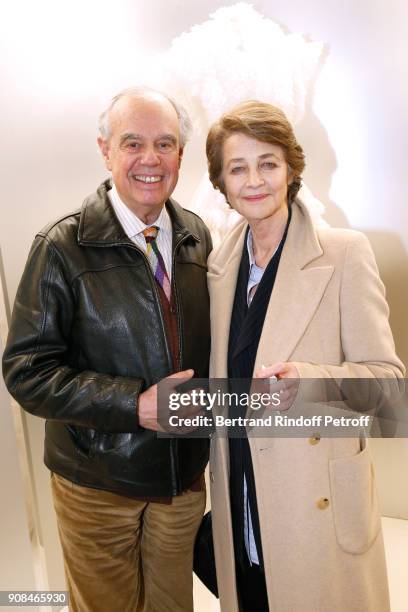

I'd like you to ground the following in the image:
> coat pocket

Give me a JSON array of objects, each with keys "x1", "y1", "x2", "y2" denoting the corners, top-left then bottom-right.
[
  {"x1": 329, "y1": 440, "x2": 381, "y2": 555},
  {"x1": 92, "y1": 432, "x2": 134, "y2": 454}
]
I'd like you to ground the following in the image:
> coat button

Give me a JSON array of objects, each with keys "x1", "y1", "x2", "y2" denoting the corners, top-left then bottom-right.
[
  {"x1": 309, "y1": 434, "x2": 321, "y2": 445},
  {"x1": 316, "y1": 497, "x2": 330, "y2": 510},
  {"x1": 210, "y1": 471, "x2": 215, "y2": 483}
]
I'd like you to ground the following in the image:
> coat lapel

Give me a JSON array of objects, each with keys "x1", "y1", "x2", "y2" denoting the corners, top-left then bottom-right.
[
  {"x1": 254, "y1": 200, "x2": 334, "y2": 372},
  {"x1": 207, "y1": 220, "x2": 248, "y2": 378}
]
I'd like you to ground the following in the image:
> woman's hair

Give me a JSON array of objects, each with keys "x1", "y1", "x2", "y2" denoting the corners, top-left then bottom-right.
[{"x1": 206, "y1": 100, "x2": 305, "y2": 203}]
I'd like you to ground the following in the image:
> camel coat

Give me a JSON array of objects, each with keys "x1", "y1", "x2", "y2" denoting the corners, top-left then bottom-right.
[{"x1": 207, "y1": 198, "x2": 405, "y2": 612}]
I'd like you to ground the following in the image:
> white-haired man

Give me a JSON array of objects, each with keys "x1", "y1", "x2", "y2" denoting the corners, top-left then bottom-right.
[{"x1": 3, "y1": 88, "x2": 212, "y2": 611}]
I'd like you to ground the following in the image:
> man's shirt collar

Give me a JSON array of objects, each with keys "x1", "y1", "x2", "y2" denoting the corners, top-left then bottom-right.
[{"x1": 108, "y1": 183, "x2": 172, "y2": 239}]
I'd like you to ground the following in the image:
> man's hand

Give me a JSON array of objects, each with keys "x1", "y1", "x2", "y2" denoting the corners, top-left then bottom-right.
[{"x1": 138, "y1": 369, "x2": 195, "y2": 431}]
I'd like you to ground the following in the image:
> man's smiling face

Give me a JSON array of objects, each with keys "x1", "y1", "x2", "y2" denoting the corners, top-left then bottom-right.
[{"x1": 98, "y1": 93, "x2": 183, "y2": 223}]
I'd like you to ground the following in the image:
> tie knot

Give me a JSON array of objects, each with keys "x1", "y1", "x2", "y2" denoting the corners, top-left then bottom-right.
[{"x1": 142, "y1": 226, "x2": 159, "y2": 243}]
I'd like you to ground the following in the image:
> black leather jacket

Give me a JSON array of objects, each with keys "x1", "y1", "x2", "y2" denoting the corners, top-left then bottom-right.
[{"x1": 2, "y1": 180, "x2": 212, "y2": 497}]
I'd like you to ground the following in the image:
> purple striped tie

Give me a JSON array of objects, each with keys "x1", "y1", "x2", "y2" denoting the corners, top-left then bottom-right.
[{"x1": 142, "y1": 226, "x2": 171, "y2": 301}]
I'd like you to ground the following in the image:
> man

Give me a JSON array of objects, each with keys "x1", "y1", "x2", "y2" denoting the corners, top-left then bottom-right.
[{"x1": 2, "y1": 88, "x2": 212, "y2": 611}]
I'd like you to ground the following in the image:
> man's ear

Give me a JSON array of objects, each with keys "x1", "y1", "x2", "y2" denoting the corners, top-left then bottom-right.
[
  {"x1": 97, "y1": 137, "x2": 112, "y2": 171},
  {"x1": 178, "y1": 147, "x2": 184, "y2": 168}
]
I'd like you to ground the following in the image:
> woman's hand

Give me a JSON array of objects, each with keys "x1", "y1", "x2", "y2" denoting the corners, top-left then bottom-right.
[
  {"x1": 254, "y1": 362, "x2": 300, "y2": 412},
  {"x1": 254, "y1": 362, "x2": 300, "y2": 379}
]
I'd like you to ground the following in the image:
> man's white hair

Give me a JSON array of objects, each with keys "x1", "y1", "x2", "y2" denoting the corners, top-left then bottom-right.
[{"x1": 98, "y1": 86, "x2": 192, "y2": 147}]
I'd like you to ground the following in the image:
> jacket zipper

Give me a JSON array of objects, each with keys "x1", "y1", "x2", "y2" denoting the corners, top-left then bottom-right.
[{"x1": 169, "y1": 232, "x2": 191, "y2": 495}]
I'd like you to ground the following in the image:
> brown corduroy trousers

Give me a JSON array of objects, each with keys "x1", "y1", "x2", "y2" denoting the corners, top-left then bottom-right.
[{"x1": 51, "y1": 472, "x2": 206, "y2": 612}]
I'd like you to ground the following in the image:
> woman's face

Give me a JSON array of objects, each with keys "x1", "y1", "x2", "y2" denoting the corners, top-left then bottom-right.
[{"x1": 221, "y1": 133, "x2": 291, "y2": 223}]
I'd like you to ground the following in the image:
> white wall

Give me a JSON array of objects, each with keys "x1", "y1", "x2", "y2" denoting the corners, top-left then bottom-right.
[
  {"x1": 0, "y1": 0, "x2": 407, "y2": 599},
  {"x1": 0, "y1": 335, "x2": 37, "y2": 594}
]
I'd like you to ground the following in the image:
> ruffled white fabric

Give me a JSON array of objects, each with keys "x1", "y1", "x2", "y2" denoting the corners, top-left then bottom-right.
[
  {"x1": 159, "y1": 3, "x2": 323, "y2": 128},
  {"x1": 150, "y1": 3, "x2": 328, "y2": 237}
]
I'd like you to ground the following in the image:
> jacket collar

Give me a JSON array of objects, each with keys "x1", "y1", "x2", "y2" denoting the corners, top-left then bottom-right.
[
  {"x1": 208, "y1": 195, "x2": 323, "y2": 276},
  {"x1": 77, "y1": 179, "x2": 200, "y2": 247}
]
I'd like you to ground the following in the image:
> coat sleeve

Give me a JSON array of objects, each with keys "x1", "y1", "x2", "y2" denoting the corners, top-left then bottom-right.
[
  {"x1": 2, "y1": 235, "x2": 143, "y2": 433},
  {"x1": 292, "y1": 231, "x2": 405, "y2": 380}
]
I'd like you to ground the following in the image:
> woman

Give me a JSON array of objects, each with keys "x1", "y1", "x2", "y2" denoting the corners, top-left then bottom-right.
[{"x1": 206, "y1": 101, "x2": 404, "y2": 612}]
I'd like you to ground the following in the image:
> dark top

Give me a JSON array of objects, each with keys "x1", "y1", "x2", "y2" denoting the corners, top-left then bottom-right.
[{"x1": 227, "y1": 209, "x2": 291, "y2": 569}]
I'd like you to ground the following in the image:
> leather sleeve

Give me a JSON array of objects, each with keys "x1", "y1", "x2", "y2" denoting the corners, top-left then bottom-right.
[{"x1": 2, "y1": 235, "x2": 142, "y2": 433}]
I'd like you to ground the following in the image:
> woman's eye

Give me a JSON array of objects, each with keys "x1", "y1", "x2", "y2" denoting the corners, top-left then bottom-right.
[
  {"x1": 127, "y1": 142, "x2": 140, "y2": 150},
  {"x1": 231, "y1": 166, "x2": 245, "y2": 174},
  {"x1": 261, "y1": 161, "x2": 276, "y2": 169}
]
